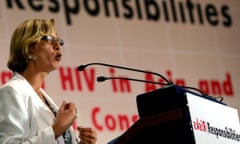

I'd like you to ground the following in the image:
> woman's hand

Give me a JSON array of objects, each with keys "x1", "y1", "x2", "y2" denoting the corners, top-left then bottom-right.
[
  {"x1": 52, "y1": 101, "x2": 78, "y2": 138},
  {"x1": 78, "y1": 126, "x2": 97, "y2": 144}
]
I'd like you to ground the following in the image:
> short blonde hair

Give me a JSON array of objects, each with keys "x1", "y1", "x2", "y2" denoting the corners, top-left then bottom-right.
[{"x1": 7, "y1": 19, "x2": 55, "y2": 72}]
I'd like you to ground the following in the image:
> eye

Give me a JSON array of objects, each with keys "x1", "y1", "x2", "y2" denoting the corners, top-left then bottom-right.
[{"x1": 41, "y1": 35, "x2": 64, "y2": 46}]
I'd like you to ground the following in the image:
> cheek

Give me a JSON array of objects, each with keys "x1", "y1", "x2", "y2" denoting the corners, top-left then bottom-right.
[
  {"x1": 36, "y1": 43, "x2": 56, "y2": 61},
  {"x1": 38, "y1": 49, "x2": 54, "y2": 61},
  {"x1": 45, "y1": 52, "x2": 55, "y2": 61}
]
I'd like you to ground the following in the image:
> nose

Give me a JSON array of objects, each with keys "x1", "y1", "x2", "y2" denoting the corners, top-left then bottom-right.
[{"x1": 53, "y1": 42, "x2": 62, "y2": 51}]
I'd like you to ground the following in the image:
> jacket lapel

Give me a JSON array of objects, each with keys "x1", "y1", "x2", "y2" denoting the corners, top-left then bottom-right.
[{"x1": 13, "y1": 73, "x2": 56, "y2": 125}]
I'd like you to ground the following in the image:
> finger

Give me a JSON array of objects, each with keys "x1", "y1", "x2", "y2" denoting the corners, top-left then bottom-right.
[
  {"x1": 78, "y1": 126, "x2": 93, "y2": 132},
  {"x1": 63, "y1": 102, "x2": 70, "y2": 110},
  {"x1": 79, "y1": 135, "x2": 97, "y2": 144},
  {"x1": 79, "y1": 130, "x2": 97, "y2": 143},
  {"x1": 64, "y1": 102, "x2": 76, "y2": 111},
  {"x1": 77, "y1": 126, "x2": 84, "y2": 131},
  {"x1": 59, "y1": 101, "x2": 67, "y2": 111},
  {"x1": 78, "y1": 127, "x2": 96, "y2": 135}
]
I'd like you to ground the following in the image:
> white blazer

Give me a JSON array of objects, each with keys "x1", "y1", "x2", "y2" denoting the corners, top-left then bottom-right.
[{"x1": 0, "y1": 73, "x2": 78, "y2": 144}]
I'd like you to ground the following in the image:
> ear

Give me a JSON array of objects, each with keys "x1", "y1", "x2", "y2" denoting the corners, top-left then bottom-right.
[{"x1": 28, "y1": 44, "x2": 38, "y2": 60}]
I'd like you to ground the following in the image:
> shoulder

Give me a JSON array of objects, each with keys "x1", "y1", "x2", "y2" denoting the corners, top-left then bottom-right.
[
  {"x1": 0, "y1": 74, "x2": 33, "y2": 105},
  {"x1": 0, "y1": 74, "x2": 25, "y2": 95}
]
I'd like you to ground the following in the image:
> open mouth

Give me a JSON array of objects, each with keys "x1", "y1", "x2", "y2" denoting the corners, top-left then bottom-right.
[{"x1": 55, "y1": 53, "x2": 62, "y2": 61}]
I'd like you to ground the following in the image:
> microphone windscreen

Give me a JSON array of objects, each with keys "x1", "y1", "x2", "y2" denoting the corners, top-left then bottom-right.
[
  {"x1": 77, "y1": 65, "x2": 86, "y2": 71},
  {"x1": 97, "y1": 76, "x2": 106, "y2": 82}
]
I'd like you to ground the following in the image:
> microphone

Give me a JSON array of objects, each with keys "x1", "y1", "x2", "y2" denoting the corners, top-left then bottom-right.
[
  {"x1": 77, "y1": 62, "x2": 172, "y2": 85},
  {"x1": 97, "y1": 76, "x2": 169, "y2": 86},
  {"x1": 97, "y1": 76, "x2": 224, "y2": 103},
  {"x1": 77, "y1": 62, "x2": 224, "y2": 103}
]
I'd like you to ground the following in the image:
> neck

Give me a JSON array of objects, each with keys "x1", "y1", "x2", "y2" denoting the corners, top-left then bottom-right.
[{"x1": 20, "y1": 70, "x2": 47, "y2": 91}]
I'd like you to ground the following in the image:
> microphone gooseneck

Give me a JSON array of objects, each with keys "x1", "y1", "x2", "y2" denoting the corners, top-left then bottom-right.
[
  {"x1": 97, "y1": 76, "x2": 169, "y2": 86},
  {"x1": 77, "y1": 62, "x2": 172, "y2": 85},
  {"x1": 97, "y1": 76, "x2": 224, "y2": 103},
  {"x1": 77, "y1": 62, "x2": 224, "y2": 103}
]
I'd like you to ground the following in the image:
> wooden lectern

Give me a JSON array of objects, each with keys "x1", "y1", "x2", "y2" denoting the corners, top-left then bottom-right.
[{"x1": 108, "y1": 85, "x2": 240, "y2": 144}]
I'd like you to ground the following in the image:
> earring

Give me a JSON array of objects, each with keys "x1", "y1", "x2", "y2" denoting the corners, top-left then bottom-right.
[{"x1": 28, "y1": 55, "x2": 32, "y2": 60}]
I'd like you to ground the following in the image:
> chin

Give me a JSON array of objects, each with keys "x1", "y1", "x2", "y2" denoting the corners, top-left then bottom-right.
[
  {"x1": 54, "y1": 62, "x2": 61, "y2": 68},
  {"x1": 48, "y1": 66, "x2": 59, "y2": 72}
]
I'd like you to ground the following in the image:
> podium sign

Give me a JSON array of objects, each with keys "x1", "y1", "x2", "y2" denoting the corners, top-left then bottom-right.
[
  {"x1": 109, "y1": 85, "x2": 240, "y2": 144},
  {"x1": 186, "y1": 92, "x2": 240, "y2": 143}
]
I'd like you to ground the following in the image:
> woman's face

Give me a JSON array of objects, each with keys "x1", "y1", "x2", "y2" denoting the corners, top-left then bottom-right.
[{"x1": 32, "y1": 29, "x2": 63, "y2": 73}]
